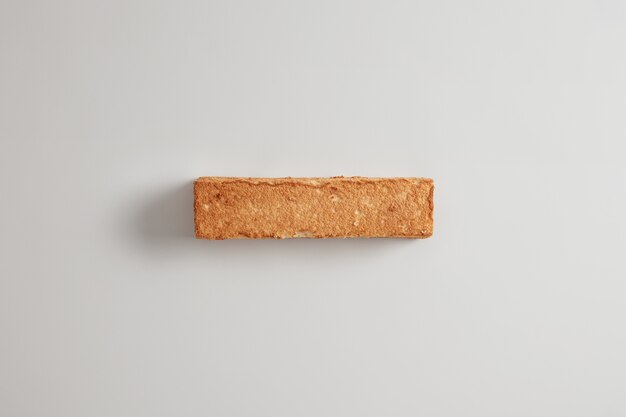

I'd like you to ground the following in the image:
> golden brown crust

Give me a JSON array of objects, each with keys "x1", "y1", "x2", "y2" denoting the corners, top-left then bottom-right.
[{"x1": 194, "y1": 177, "x2": 434, "y2": 239}]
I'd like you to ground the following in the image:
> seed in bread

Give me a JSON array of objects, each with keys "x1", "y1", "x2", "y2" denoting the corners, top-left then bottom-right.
[{"x1": 194, "y1": 176, "x2": 434, "y2": 239}]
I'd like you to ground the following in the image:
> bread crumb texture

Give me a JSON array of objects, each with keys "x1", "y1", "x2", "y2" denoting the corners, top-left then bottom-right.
[{"x1": 194, "y1": 177, "x2": 434, "y2": 239}]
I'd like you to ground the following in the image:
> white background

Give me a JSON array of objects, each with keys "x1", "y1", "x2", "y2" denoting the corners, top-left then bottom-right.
[{"x1": 2, "y1": 0, "x2": 625, "y2": 415}]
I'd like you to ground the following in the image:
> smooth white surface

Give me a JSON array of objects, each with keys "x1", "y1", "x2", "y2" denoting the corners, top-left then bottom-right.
[{"x1": 1, "y1": 1, "x2": 626, "y2": 415}]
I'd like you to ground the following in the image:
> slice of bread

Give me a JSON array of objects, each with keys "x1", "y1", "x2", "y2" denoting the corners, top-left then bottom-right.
[{"x1": 194, "y1": 176, "x2": 434, "y2": 239}]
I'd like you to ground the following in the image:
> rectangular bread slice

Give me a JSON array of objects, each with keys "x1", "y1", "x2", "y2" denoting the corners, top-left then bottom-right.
[{"x1": 194, "y1": 177, "x2": 434, "y2": 239}]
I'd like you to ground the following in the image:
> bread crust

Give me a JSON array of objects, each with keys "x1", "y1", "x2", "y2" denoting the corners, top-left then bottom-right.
[{"x1": 194, "y1": 176, "x2": 434, "y2": 239}]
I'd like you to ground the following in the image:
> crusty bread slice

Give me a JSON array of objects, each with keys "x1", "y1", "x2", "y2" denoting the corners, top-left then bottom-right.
[{"x1": 194, "y1": 176, "x2": 433, "y2": 239}]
